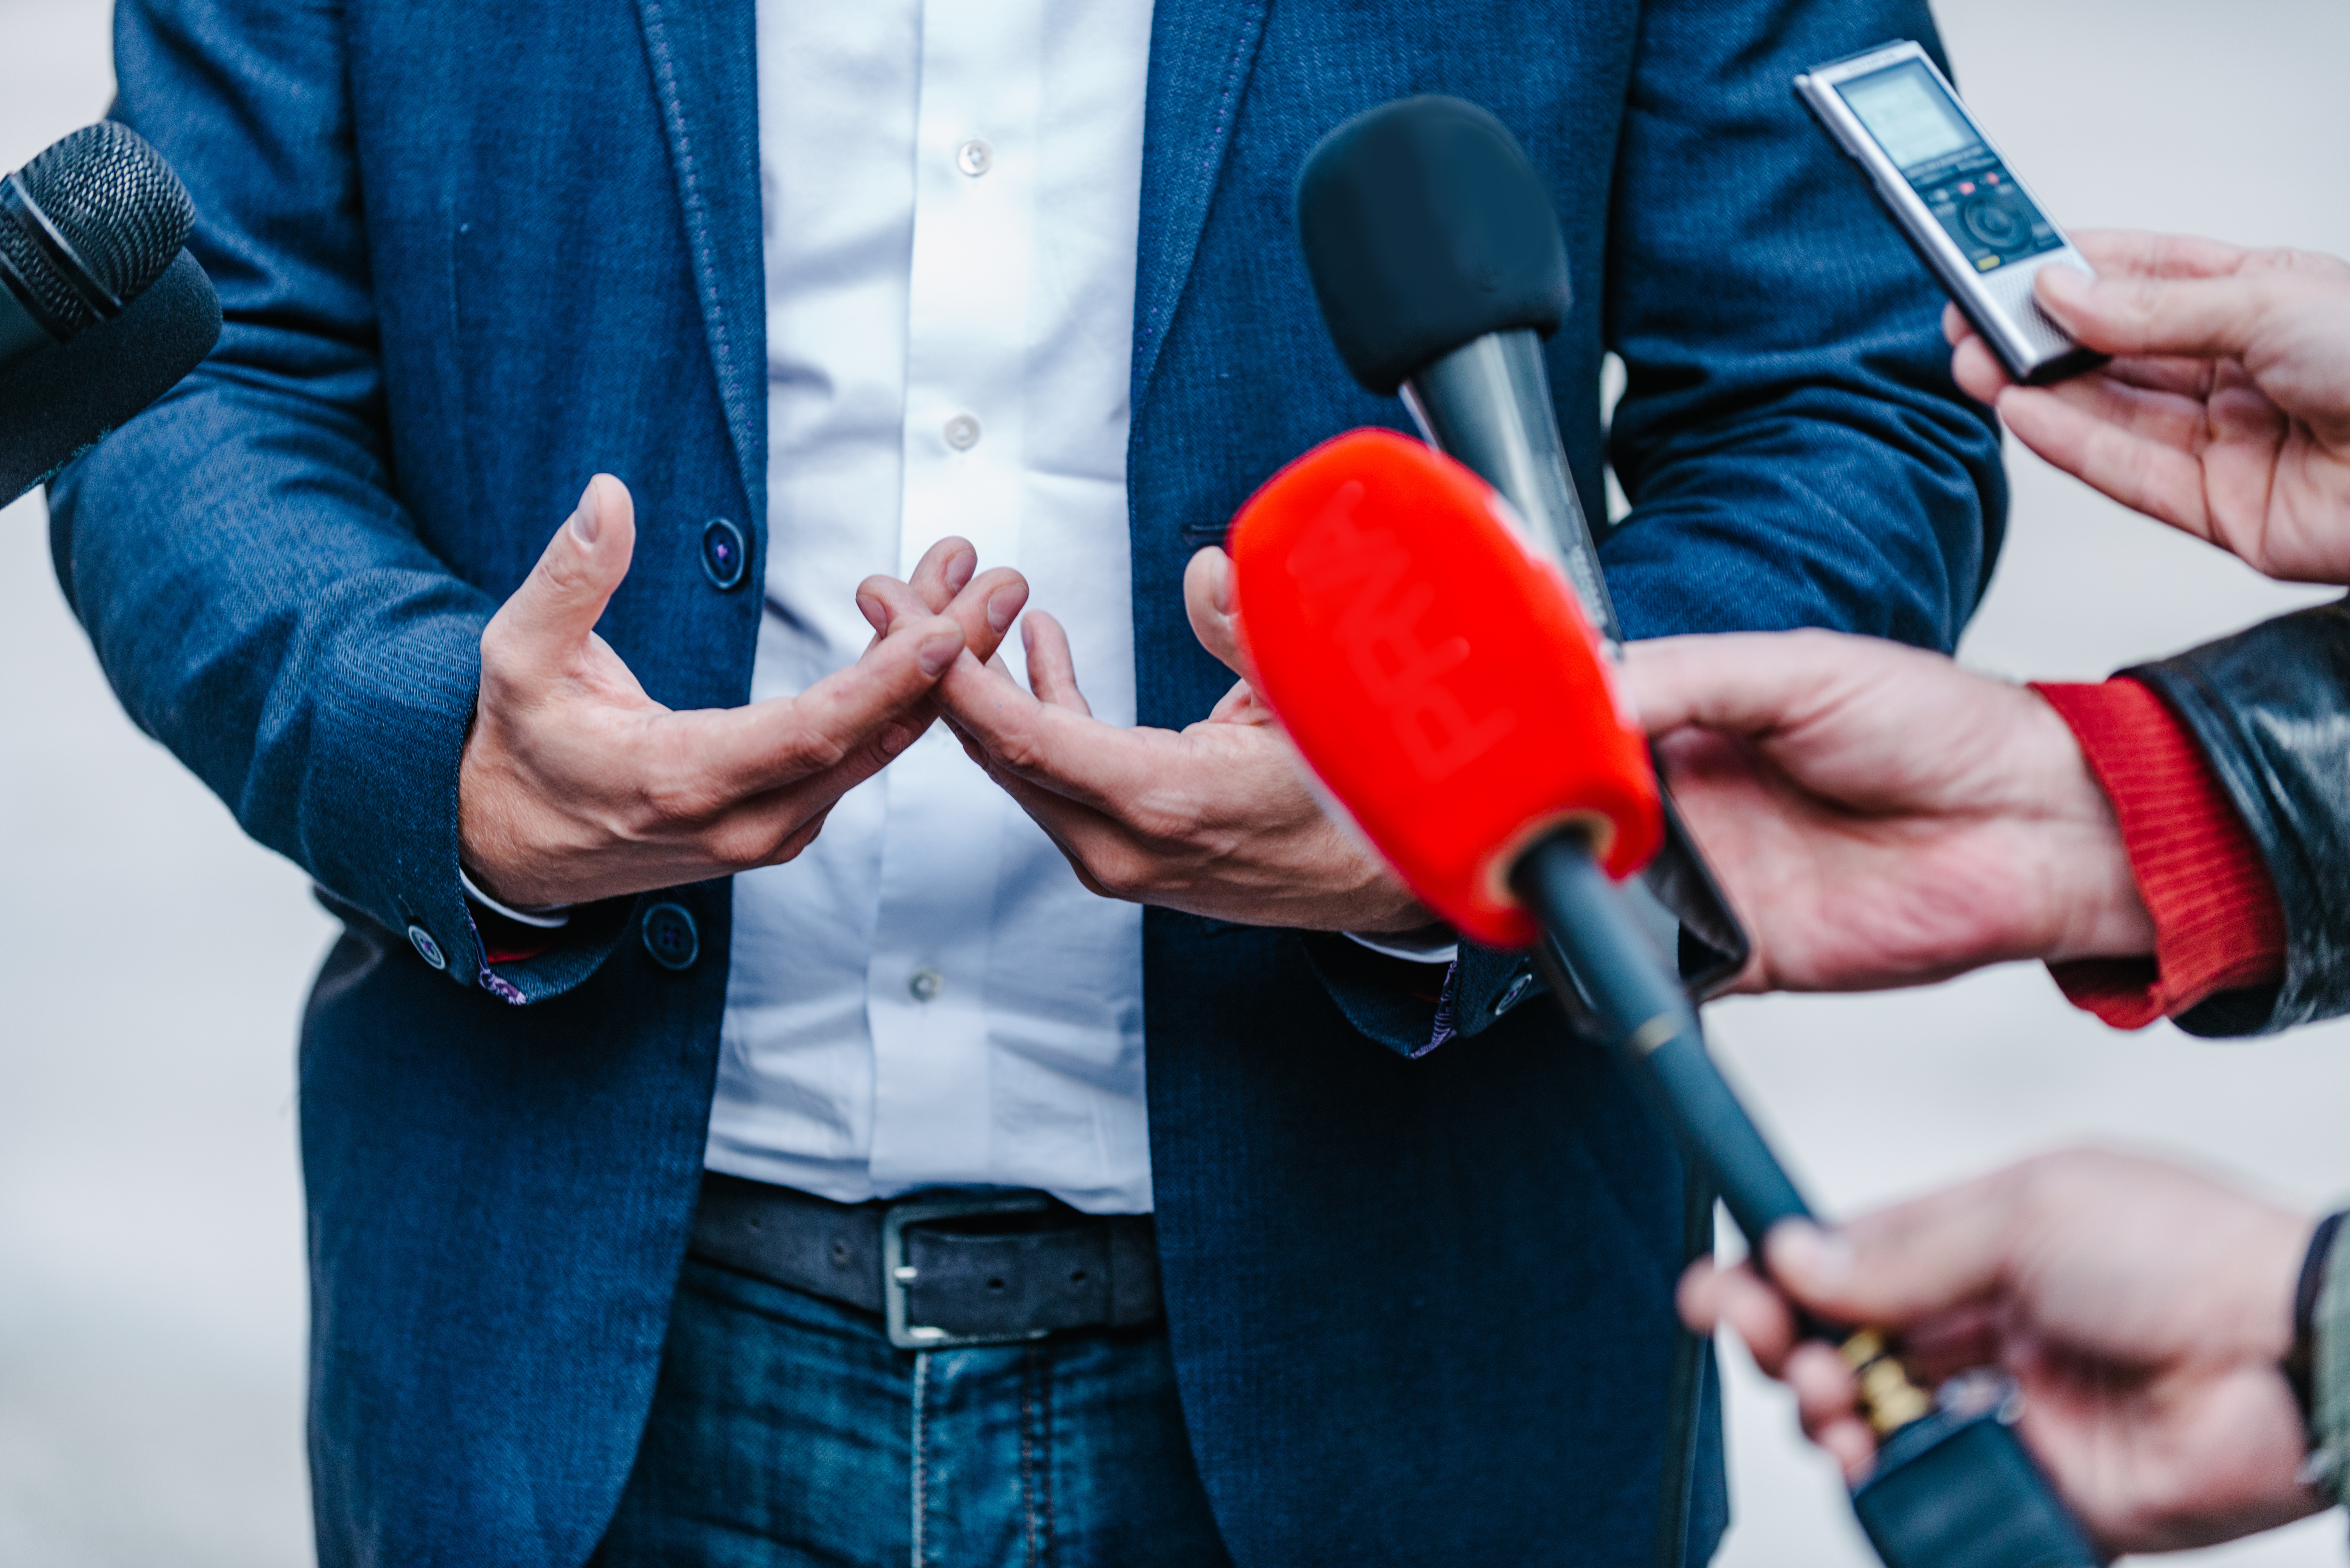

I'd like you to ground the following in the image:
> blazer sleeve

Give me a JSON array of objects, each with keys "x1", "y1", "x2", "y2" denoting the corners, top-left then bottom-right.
[
  {"x1": 48, "y1": 0, "x2": 618, "y2": 1002},
  {"x1": 1598, "y1": 0, "x2": 2006, "y2": 650}
]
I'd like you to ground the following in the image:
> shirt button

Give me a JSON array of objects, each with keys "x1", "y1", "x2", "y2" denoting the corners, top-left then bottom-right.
[
  {"x1": 406, "y1": 923, "x2": 447, "y2": 971},
  {"x1": 908, "y1": 967, "x2": 944, "y2": 1003},
  {"x1": 700, "y1": 517, "x2": 748, "y2": 591},
  {"x1": 943, "y1": 414, "x2": 981, "y2": 451},
  {"x1": 642, "y1": 902, "x2": 701, "y2": 972},
  {"x1": 955, "y1": 138, "x2": 993, "y2": 177}
]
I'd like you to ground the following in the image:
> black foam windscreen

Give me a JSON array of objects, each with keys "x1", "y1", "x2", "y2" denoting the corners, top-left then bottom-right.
[
  {"x1": 0, "y1": 248, "x2": 221, "y2": 508},
  {"x1": 1294, "y1": 96, "x2": 1572, "y2": 396}
]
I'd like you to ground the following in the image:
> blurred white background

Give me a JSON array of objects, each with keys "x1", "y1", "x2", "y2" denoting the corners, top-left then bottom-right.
[{"x1": 1, "y1": 1, "x2": 2346, "y2": 1563}]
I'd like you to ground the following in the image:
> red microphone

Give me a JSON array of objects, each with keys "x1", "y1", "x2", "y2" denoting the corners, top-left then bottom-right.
[
  {"x1": 1226, "y1": 427, "x2": 1661, "y2": 948},
  {"x1": 1230, "y1": 426, "x2": 2100, "y2": 1568}
]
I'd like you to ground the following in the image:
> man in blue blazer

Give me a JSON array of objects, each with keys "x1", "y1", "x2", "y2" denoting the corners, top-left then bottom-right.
[{"x1": 54, "y1": 0, "x2": 2002, "y2": 1562}]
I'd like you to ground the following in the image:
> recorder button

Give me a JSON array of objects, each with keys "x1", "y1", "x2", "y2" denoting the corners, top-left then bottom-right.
[{"x1": 1962, "y1": 195, "x2": 2025, "y2": 248}]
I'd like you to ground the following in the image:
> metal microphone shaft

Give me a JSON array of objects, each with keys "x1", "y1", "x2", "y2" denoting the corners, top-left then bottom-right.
[{"x1": 1402, "y1": 329, "x2": 1620, "y2": 643}]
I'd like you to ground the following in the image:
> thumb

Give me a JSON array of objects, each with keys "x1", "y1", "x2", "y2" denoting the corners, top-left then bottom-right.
[
  {"x1": 1184, "y1": 546, "x2": 1246, "y2": 677},
  {"x1": 2036, "y1": 263, "x2": 2276, "y2": 363},
  {"x1": 1764, "y1": 1179, "x2": 2019, "y2": 1331},
  {"x1": 487, "y1": 475, "x2": 638, "y2": 674}
]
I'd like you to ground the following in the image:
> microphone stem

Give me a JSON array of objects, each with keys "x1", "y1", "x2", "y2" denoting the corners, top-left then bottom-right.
[
  {"x1": 1511, "y1": 831, "x2": 1938, "y2": 1433},
  {"x1": 1511, "y1": 831, "x2": 1812, "y2": 1242}
]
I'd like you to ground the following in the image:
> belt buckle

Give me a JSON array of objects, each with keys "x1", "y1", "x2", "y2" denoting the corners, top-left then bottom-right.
[{"x1": 881, "y1": 1191, "x2": 1054, "y2": 1351}]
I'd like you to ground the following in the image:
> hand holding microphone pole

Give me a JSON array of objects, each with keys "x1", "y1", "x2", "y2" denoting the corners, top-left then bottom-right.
[{"x1": 1226, "y1": 427, "x2": 2096, "y2": 1568}]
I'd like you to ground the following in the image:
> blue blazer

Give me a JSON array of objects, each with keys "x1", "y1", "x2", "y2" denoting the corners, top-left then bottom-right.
[{"x1": 57, "y1": 0, "x2": 1999, "y2": 1562}]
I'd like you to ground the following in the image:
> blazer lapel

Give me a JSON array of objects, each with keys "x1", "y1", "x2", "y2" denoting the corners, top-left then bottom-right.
[
  {"x1": 1131, "y1": 0, "x2": 1273, "y2": 411},
  {"x1": 635, "y1": 0, "x2": 767, "y2": 519}
]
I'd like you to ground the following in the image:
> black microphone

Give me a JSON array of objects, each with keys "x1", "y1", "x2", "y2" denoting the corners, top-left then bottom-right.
[
  {"x1": 1, "y1": 121, "x2": 221, "y2": 507},
  {"x1": 1294, "y1": 96, "x2": 1616, "y2": 639},
  {"x1": 1296, "y1": 95, "x2": 1748, "y2": 1008}
]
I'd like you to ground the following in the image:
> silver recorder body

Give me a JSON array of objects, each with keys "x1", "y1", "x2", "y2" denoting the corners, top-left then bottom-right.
[{"x1": 1796, "y1": 41, "x2": 2105, "y2": 386}]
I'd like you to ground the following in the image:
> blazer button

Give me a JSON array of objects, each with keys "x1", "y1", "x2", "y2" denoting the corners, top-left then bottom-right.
[
  {"x1": 642, "y1": 902, "x2": 701, "y2": 971},
  {"x1": 700, "y1": 518, "x2": 748, "y2": 591},
  {"x1": 406, "y1": 923, "x2": 447, "y2": 971}
]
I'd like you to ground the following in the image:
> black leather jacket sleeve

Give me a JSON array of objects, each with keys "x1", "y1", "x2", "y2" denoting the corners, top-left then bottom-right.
[{"x1": 2127, "y1": 598, "x2": 2350, "y2": 1037}]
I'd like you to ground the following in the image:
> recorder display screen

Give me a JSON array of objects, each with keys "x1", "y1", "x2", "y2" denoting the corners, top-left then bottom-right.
[
  {"x1": 1839, "y1": 62, "x2": 1979, "y2": 172},
  {"x1": 1836, "y1": 59, "x2": 2061, "y2": 272}
]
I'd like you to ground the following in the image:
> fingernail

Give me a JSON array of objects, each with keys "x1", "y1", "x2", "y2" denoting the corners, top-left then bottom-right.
[
  {"x1": 947, "y1": 548, "x2": 976, "y2": 596},
  {"x1": 1770, "y1": 1222, "x2": 1853, "y2": 1286},
  {"x1": 988, "y1": 585, "x2": 1022, "y2": 636},
  {"x1": 919, "y1": 630, "x2": 961, "y2": 678},
  {"x1": 570, "y1": 484, "x2": 601, "y2": 546},
  {"x1": 879, "y1": 721, "x2": 915, "y2": 757}
]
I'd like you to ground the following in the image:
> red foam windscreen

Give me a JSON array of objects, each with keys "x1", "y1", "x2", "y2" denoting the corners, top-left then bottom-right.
[{"x1": 1228, "y1": 428, "x2": 1662, "y2": 948}]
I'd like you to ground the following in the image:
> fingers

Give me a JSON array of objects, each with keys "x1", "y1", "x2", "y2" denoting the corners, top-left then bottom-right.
[
  {"x1": 856, "y1": 539, "x2": 982, "y2": 636},
  {"x1": 694, "y1": 613, "x2": 965, "y2": 798},
  {"x1": 1994, "y1": 382, "x2": 2213, "y2": 538},
  {"x1": 1683, "y1": 1253, "x2": 1877, "y2": 1482},
  {"x1": 2035, "y1": 262, "x2": 2284, "y2": 364},
  {"x1": 484, "y1": 475, "x2": 638, "y2": 677},
  {"x1": 1020, "y1": 612, "x2": 1095, "y2": 716},
  {"x1": 2069, "y1": 228, "x2": 2252, "y2": 283},
  {"x1": 908, "y1": 536, "x2": 978, "y2": 615},
  {"x1": 1950, "y1": 332, "x2": 2013, "y2": 407},
  {"x1": 1765, "y1": 1194, "x2": 2016, "y2": 1331},
  {"x1": 938, "y1": 658, "x2": 1155, "y2": 812},
  {"x1": 1681, "y1": 1259, "x2": 1799, "y2": 1372},
  {"x1": 1184, "y1": 547, "x2": 1247, "y2": 677},
  {"x1": 860, "y1": 564, "x2": 1029, "y2": 666},
  {"x1": 1618, "y1": 628, "x2": 1927, "y2": 739}
]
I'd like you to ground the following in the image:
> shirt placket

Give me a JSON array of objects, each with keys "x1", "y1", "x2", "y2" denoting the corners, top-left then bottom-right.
[{"x1": 864, "y1": 0, "x2": 1044, "y2": 1193}]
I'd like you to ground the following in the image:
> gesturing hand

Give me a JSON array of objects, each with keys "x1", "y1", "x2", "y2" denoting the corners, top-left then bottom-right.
[
  {"x1": 458, "y1": 475, "x2": 1023, "y2": 908},
  {"x1": 1621, "y1": 629, "x2": 2153, "y2": 992},
  {"x1": 1679, "y1": 1152, "x2": 2321, "y2": 1556},
  {"x1": 1951, "y1": 230, "x2": 2350, "y2": 582},
  {"x1": 863, "y1": 546, "x2": 1432, "y2": 933}
]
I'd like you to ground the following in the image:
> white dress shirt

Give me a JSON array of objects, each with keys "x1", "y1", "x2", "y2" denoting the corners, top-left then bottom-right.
[{"x1": 702, "y1": 0, "x2": 1158, "y2": 1215}]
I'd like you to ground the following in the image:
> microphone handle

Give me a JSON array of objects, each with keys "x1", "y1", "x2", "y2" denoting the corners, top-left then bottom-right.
[
  {"x1": 1512, "y1": 832, "x2": 2100, "y2": 1568},
  {"x1": 1510, "y1": 830, "x2": 1811, "y2": 1242},
  {"x1": 1402, "y1": 328, "x2": 1619, "y2": 642}
]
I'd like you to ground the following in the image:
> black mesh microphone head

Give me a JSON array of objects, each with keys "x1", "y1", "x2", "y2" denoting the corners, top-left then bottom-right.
[
  {"x1": 0, "y1": 121, "x2": 196, "y2": 338},
  {"x1": 1294, "y1": 97, "x2": 1571, "y2": 396}
]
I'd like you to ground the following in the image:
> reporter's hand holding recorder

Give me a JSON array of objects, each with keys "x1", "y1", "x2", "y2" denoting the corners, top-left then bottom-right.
[{"x1": 1646, "y1": 233, "x2": 2350, "y2": 1555}]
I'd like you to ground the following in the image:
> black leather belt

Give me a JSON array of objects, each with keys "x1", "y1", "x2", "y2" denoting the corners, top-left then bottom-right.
[{"x1": 690, "y1": 1171, "x2": 1163, "y2": 1350}]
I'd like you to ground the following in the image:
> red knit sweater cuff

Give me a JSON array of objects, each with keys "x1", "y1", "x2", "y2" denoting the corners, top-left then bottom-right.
[{"x1": 2032, "y1": 678, "x2": 2285, "y2": 1029}]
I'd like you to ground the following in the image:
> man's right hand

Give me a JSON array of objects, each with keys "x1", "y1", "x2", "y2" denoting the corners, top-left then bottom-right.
[
  {"x1": 458, "y1": 475, "x2": 1026, "y2": 908},
  {"x1": 1622, "y1": 629, "x2": 2154, "y2": 992},
  {"x1": 1951, "y1": 231, "x2": 2350, "y2": 583}
]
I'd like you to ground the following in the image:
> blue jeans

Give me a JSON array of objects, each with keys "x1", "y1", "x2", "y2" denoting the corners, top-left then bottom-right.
[{"x1": 590, "y1": 1257, "x2": 1233, "y2": 1566}]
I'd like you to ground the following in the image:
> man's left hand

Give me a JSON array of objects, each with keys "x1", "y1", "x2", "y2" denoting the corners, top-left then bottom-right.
[{"x1": 864, "y1": 546, "x2": 1432, "y2": 933}]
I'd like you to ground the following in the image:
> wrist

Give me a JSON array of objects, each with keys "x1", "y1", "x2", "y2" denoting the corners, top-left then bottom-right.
[{"x1": 2016, "y1": 693, "x2": 2154, "y2": 962}]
